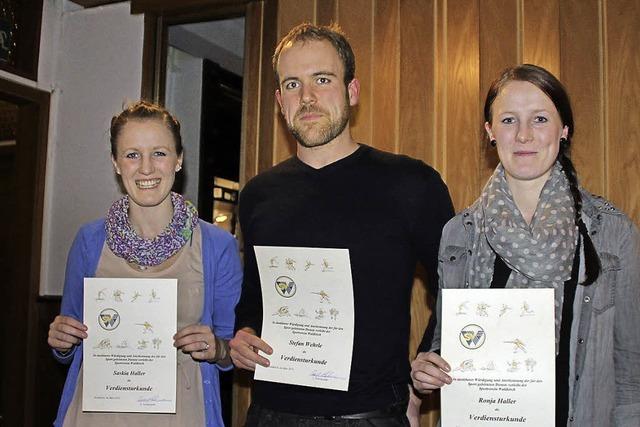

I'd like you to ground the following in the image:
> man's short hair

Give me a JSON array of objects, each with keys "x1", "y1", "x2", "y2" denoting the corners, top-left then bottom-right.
[{"x1": 272, "y1": 22, "x2": 356, "y2": 87}]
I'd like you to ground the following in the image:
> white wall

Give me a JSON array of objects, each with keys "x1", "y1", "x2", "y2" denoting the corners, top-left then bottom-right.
[
  {"x1": 165, "y1": 46, "x2": 203, "y2": 206},
  {"x1": 38, "y1": 1, "x2": 144, "y2": 295}
]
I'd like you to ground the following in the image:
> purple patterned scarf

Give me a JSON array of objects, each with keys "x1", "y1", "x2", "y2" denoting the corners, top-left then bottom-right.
[{"x1": 105, "y1": 192, "x2": 198, "y2": 267}]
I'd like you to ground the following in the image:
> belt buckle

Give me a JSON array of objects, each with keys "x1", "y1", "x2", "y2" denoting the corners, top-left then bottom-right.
[
  {"x1": 322, "y1": 415, "x2": 340, "y2": 420},
  {"x1": 314, "y1": 413, "x2": 354, "y2": 421}
]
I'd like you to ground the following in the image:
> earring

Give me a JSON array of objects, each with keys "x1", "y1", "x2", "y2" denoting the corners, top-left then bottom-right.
[
  {"x1": 490, "y1": 139, "x2": 497, "y2": 147},
  {"x1": 560, "y1": 137, "x2": 568, "y2": 148}
]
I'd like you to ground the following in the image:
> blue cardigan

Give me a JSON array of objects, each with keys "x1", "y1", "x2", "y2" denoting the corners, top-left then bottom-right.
[{"x1": 53, "y1": 219, "x2": 242, "y2": 427}]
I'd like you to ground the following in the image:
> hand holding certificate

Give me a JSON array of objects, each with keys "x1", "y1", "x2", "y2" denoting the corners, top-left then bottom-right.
[
  {"x1": 440, "y1": 288, "x2": 555, "y2": 426},
  {"x1": 253, "y1": 246, "x2": 355, "y2": 391},
  {"x1": 82, "y1": 278, "x2": 177, "y2": 413}
]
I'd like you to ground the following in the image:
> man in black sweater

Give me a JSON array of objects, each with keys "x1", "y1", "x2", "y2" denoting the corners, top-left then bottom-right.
[{"x1": 230, "y1": 23, "x2": 454, "y2": 426}]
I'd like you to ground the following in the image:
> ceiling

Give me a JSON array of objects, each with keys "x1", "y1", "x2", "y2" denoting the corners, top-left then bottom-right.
[
  {"x1": 65, "y1": 1, "x2": 245, "y2": 75},
  {"x1": 168, "y1": 18, "x2": 245, "y2": 75}
]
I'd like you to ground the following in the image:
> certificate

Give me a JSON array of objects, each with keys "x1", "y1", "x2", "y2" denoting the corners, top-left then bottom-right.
[
  {"x1": 441, "y1": 288, "x2": 555, "y2": 426},
  {"x1": 253, "y1": 246, "x2": 355, "y2": 391},
  {"x1": 83, "y1": 278, "x2": 177, "y2": 412}
]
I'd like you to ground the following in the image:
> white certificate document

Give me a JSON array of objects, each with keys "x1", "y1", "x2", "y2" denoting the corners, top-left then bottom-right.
[
  {"x1": 253, "y1": 246, "x2": 355, "y2": 391},
  {"x1": 441, "y1": 288, "x2": 555, "y2": 426},
  {"x1": 83, "y1": 278, "x2": 177, "y2": 413}
]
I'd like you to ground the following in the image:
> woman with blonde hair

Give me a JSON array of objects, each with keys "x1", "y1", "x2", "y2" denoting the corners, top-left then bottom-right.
[{"x1": 48, "y1": 101, "x2": 242, "y2": 426}]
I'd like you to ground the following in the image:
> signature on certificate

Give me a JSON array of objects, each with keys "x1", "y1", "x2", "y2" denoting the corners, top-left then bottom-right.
[
  {"x1": 310, "y1": 370, "x2": 347, "y2": 381},
  {"x1": 137, "y1": 395, "x2": 173, "y2": 404}
]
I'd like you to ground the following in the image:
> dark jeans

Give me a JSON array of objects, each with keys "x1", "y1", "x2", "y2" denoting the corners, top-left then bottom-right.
[{"x1": 244, "y1": 402, "x2": 410, "y2": 427}]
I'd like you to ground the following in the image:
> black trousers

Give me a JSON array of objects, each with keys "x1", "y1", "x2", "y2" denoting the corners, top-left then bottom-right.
[{"x1": 244, "y1": 402, "x2": 410, "y2": 427}]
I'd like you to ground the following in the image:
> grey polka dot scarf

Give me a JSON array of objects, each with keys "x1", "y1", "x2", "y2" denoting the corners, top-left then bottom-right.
[{"x1": 470, "y1": 162, "x2": 578, "y2": 348}]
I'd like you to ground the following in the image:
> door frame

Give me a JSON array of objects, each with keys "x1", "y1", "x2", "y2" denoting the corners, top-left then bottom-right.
[{"x1": 0, "y1": 77, "x2": 50, "y2": 426}]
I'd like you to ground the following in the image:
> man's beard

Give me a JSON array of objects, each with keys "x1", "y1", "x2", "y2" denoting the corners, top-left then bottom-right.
[{"x1": 288, "y1": 100, "x2": 350, "y2": 148}]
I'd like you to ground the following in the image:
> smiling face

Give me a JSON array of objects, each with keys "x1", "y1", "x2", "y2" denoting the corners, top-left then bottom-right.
[
  {"x1": 111, "y1": 119, "x2": 182, "y2": 211},
  {"x1": 485, "y1": 80, "x2": 568, "y2": 188},
  {"x1": 275, "y1": 39, "x2": 359, "y2": 148}
]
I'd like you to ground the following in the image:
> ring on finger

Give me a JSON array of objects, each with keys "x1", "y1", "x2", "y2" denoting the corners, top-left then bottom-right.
[{"x1": 203, "y1": 341, "x2": 210, "y2": 351}]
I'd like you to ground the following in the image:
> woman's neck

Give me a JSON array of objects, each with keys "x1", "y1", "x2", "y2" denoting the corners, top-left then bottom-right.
[
  {"x1": 506, "y1": 177, "x2": 547, "y2": 225},
  {"x1": 128, "y1": 198, "x2": 174, "y2": 239}
]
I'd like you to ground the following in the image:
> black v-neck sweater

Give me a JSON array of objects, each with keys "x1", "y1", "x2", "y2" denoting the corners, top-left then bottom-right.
[{"x1": 235, "y1": 145, "x2": 454, "y2": 415}]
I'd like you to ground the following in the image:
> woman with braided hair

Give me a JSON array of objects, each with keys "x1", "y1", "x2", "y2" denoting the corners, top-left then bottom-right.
[
  {"x1": 411, "y1": 64, "x2": 640, "y2": 426},
  {"x1": 47, "y1": 101, "x2": 242, "y2": 426}
]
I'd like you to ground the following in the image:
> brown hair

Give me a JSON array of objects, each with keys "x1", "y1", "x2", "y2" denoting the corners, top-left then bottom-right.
[
  {"x1": 484, "y1": 64, "x2": 600, "y2": 285},
  {"x1": 272, "y1": 22, "x2": 356, "y2": 87}
]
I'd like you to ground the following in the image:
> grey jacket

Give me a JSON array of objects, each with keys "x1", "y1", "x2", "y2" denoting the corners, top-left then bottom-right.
[{"x1": 430, "y1": 190, "x2": 640, "y2": 426}]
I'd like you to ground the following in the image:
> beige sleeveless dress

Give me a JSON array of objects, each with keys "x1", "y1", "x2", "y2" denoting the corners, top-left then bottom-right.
[{"x1": 63, "y1": 227, "x2": 206, "y2": 427}]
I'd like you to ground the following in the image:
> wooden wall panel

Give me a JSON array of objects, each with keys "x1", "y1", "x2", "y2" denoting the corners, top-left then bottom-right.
[
  {"x1": 234, "y1": 3, "x2": 269, "y2": 423},
  {"x1": 256, "y1": 0, "x2": 279, "y2": 174},
  {"x1": 371, "y1": 0, "x2": 400, "y2": 153},
  {"x1": 337, "y1": 0, "x2": 373, "y2": 145},
  {"x1": 235, "y1": 1, "x2": 280, "y2": 421},
  {"x1": 399, "y1": 0, "x2": 435, "y2": 164},
  {"x1": 522, "y1": 0, "x2": 560, "y2": 76},
  {"x1": 399, "y1": 3, "x2": 440, "y2": 424},
  {"x1": 237, "y1": 3, "x2": 640, "y2": 291},
  {"x1": 315, "y1": 0, "x2": 337, "y2": 26},
  {"x1": 273, "y1": 0, "x2": 315, "y2": 164},
  {"x1": 240, "y1": 0, "x2": 264, "y2": 185},
  {"x1": 479, "y1": 0, "x2": 519, "y2": 183},
  {"x1": 606, "y1": 0, "x2": 640, "y2": 220},
  {"x1": 560, "y1": 0, "x2": 604, "y2": 195},
  {"x1": 479, "y1": 0, "x2": 519, "y2": 89},
  {"x1": 432, "y1": 0, "x2": 447, "y2": 173},
  {"x1": 444, "y1": 0, "x2": 480, "y2": 211}
]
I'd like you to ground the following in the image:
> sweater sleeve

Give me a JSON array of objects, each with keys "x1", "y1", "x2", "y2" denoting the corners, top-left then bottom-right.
[
  {"x1": 53, "y1": 220, "x2": 106, "y2": 364},
  {"x1": 53, "y1": 227, "x2": 90, "y2": 364},
  {"x1": 234, "y1": 183, "x2": 263, "y2": 334},
  {"x1": 412, "y1": 168, "x2": 454, "y2": 353},
  {"x1": 613, "y1": 219, "x2": 640, "y2": 425},
  {"x1": 413, "y1": 168, "x2": 455, "y2": 294},
  {"x1": 210, "y1": 230, "x2": 243, "y2": 341}
]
